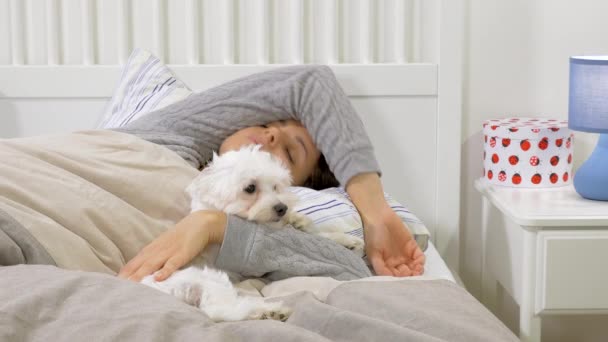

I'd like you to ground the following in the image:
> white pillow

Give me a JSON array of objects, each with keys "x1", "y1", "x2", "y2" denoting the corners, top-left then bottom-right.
[
  {"x1": 97, "y1": 49, "x2": 193, "y2": 128},
  {"x1": 290, "y1": 187, "x2": 430, "y2": 251}
]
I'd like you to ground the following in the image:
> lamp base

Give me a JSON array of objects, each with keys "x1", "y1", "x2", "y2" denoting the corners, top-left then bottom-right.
[{"x1": 573, "y1": 134, "x2": 608, "y2": 201}]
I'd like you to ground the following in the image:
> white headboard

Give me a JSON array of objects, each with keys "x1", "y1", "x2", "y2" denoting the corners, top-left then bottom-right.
[{"x1": 0, "y1": 0, "x2": 463, "y2": 272}]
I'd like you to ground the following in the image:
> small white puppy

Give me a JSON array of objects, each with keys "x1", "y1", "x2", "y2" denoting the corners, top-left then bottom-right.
[
  {"x1": 142, "y1": 145, "x2": 301, "y2": 322},
  {"x1": 142, "y1": 144, "x2": 363, "y2": 322}
]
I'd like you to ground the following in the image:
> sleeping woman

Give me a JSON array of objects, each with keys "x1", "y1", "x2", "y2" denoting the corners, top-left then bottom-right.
[
  {"x1": 0, "y1": 65, "x2": 425, "y2": 282},
  {"x1": 115, "y1": 65, "x2": 425, "y2": 282}
]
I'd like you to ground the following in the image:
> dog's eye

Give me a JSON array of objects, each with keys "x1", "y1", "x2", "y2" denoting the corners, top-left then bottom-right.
[
  {"x1": 244, "y1": 184, "x2": 256, "y2": 194},
  {"x1": 260, "y1": 124, "x2": 268, "y2": 128},
  {"x1": 273, "y1": 185, "x2": 277, "y2": 191}
]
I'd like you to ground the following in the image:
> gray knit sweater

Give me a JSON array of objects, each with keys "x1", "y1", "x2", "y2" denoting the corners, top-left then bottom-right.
[{"x1": 115, "y1": 65, "x2": 381, "y2": 281}]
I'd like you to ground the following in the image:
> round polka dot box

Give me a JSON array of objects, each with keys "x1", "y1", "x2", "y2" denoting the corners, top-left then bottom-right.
[{"x1": 482, "y1": 117, "x2": 573, "y2": 187}]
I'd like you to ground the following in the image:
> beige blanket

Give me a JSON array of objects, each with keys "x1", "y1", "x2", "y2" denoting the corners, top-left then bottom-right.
[{"x1": 0, "y1": 130, "x2": 197, "y2": 273}]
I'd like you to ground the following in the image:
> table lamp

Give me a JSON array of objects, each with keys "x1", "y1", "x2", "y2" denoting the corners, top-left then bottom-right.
[{"x1": 568, "y1": 56, "x2": 608, "y2": 200}]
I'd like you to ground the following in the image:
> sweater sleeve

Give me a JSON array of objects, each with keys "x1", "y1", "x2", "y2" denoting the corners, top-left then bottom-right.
[
  {"x1": 114, "y1": 65, "x2": 382, "y2": 186},
  {"x1": 214, "y1": 215, "x2": 372, "y2": 281}
]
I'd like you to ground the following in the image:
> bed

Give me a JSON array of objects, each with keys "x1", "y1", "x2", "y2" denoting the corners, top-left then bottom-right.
[{"x1": 0, "y1": 0, "x2": 517, "y2": 341}]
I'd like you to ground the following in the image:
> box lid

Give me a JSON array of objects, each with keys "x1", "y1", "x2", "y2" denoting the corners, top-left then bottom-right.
[{"x1": 483, "y1": 117, "x2": 570, "y2": 140}]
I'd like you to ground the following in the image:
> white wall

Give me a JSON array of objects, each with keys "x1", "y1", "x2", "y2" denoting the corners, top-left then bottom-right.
[{"x1": 461, "y1": 0, "x2": 608, "y2": 339}]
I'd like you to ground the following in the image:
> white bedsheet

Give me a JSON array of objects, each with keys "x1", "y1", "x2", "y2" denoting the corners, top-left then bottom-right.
[
  {"x1": 231, "y1": 241, "x2": 460, "y2": 303},
  {"x1": 423, "y1": 241, "x2": 456, "y2": 282},
  {"x1": 251, "y1": 241, "x2": 459, "y2": 301}
]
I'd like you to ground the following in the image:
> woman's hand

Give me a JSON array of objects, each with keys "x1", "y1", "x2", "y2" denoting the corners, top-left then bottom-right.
[
  {"x1": 364, "y1": 207, "x2": 425, "y2": 276},
  {"x1": 346, "y1": 172, "x2": 426, "y2": 277},
  {"x1": 118, "y1": 210, "x2": 227, "y2": 282}
]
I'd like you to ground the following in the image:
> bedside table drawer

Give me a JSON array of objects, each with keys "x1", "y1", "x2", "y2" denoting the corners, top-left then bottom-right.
[{"x1": 536, "y1": 231, "x2": 608, "y2": 314}]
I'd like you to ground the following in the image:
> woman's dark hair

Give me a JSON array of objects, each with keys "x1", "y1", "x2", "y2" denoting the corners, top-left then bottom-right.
[{"x1": 301, "y1": 153, "x2": 340, "y2": 190}]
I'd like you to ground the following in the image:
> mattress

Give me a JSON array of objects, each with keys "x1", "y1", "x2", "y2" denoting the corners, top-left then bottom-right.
[{"x1": 423, "y1": 241, "x2": 456, "y2": 282}]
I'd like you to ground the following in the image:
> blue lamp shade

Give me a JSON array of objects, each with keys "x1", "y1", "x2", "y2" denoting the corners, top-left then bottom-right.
[
  {"x1": 569, "y1": 56, "x2": 608, "y2": 132},
  {"x1": 568, "y1": 56, "x2": 608, "y2": 200}
]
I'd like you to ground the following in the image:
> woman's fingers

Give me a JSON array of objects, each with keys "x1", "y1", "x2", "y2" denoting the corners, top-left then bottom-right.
[
  {"x1": 402, "y1": 239, "x2": 425, "y2": 276},
  {"x1": 118, "y1": 243, "x2": 162, "y2": 279},
  {"x1": 128, "y1": 257, "x2": 168, "y2": 282},
  {"x1": 369, "y1": 253, "x2": 394, "y2": 276},
  {"x1": 415, "y1": 253, "x2": 426, "y2": 266},
  {"x1": 118, "y1": 252, "x2": 147, "y2": 279},
  {"x1": 118, "y1": 229, "x2": 176, "y2": 280},
  {"x1": 411, "y1": 243, "x2": 424, "y2": 260},
  {"x1": 153, "y1": 255, "x2": 184, "y2": 281},
  {"x1": 411, "y1": 252, "x2": 425, "y2": 275},
  {"x1": 410, "y1": 250, "x2": 425, "y2": 267},
  {"x1": 396, "y1": 264, "x2": 412, "y2": 277},
  {"x1": 119, "y1": 243, "x2": 172, "y2": 280}
]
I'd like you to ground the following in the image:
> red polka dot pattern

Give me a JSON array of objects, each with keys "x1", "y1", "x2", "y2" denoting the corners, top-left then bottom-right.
[{"x1": 483, "y1": 117, "x2": 573, "y2": 187}]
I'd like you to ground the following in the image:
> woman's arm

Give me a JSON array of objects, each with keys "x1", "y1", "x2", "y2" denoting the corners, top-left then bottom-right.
[
  {"x1": 118, "y1": 210, "x2": 371, "y2": 282},
  {"x1": 115, "y1": 65, "x2": 382, "y2": 184},
  {"x1": 215, "y1": 215, "x2": 372, "y2": 281},
  {"x1": 346, "y1": 173, "x2": 425, "y2": 276},
  {"x1": 118, "y1": 210, "x2": 226, "y2": 281}
]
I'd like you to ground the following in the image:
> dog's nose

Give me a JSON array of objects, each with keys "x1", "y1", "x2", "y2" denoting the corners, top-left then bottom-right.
[{"x1": 273, "y1": 203, "x2": 288, "y2": 217}]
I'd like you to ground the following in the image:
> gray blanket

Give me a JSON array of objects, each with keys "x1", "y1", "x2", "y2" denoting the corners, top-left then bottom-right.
[{"x1": 0, "y1": 265, "x2": 518, "y2": 342}]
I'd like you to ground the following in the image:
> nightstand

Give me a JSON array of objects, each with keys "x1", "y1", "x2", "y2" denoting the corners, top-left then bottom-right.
[{"x1": 475, "y1": 179, "x2": 608, "y2": 342}]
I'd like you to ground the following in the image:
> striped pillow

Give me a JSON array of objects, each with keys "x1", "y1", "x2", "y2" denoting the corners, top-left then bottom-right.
[
  {"x1": 98, "y1": 49, "x2": 192, "y2": 128},
  {"x1": 290, "y1": 187, "x2": 430, "y2": 251}
]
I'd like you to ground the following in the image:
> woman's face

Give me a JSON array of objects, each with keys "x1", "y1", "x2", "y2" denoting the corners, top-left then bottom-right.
[{"x1": 219, "y1": 120, "x2": 321, "y2": 186}]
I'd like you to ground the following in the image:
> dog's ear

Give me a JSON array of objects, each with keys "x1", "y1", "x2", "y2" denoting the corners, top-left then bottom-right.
[
  {"x1": 186, "y1": 164, "x2": 218, "y2": 211},
  {"x1": 186, "y1": 173, "x2": 206, "y2": 211},
  {"x1": 186, "y1": 154, "x2": 235, "y2": 211}
]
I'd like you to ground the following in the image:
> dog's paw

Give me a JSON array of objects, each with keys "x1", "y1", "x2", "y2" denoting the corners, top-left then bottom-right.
[
  {"x1": 340, "y1": 235, "x2": 366, "y2": 256},
  {"x1": 316, "y1": 232, "x2": 366, "y2": 257},
  {"x1": 286, "y1": 212, "x2": 312, "y2": 231},
  {"x1": 172, "y1": 283, "x2": 203, "y2": 307},
  {"x1": 249, "y1": 301, "x2": 292, "y2": 322},
  {"x1": 259, "y1": 305, "x2": 292, "y2": 322}
]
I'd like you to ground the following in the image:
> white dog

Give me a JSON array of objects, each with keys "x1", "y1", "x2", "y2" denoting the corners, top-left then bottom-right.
[{"x1": 142, "y1": 144, "x2": 363, "y2": 322}]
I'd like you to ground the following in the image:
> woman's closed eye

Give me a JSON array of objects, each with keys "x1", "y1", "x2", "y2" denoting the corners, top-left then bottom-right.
[
  {"x1": 284, "y1": 147, "x2": 294, "y2": 165},
  {"x1": 261, "y1": 123, "x2": 294, "y2": 165}
]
